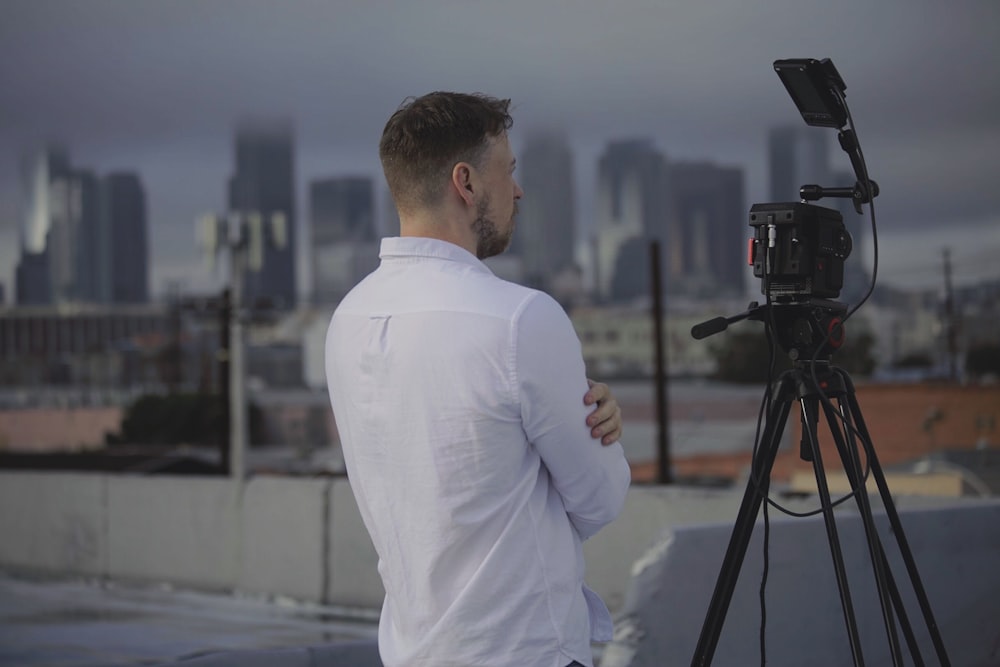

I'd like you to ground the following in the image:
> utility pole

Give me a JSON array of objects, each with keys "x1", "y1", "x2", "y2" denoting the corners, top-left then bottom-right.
[
  {"x1": 650, "y1": 240, "x2": 672, "y2": 484},
  {"x1": 228, "y1": 229, "x2": 247, "y2": 480},
  {"x1": 165, "y1": 281, "x2": 184, "y2": 393},
  {"x1": 943, "y1": 247, "x2": 958, "y2": 382},
  {"x1": 218, "y1": 288, "x2": 231, "y2": 474},
  {"x1": 199, "y1": 211, "x2": 287, "y2": 480}
]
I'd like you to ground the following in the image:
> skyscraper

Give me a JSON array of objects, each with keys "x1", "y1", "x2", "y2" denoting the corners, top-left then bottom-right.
[
  {"x1": 15, "y1": 147, "x2": 149, "y2": 307},
  {"x1": 103, "y1": 172, "x2": 149, "y2": 304},
  {"x1": 18, "y1": 149, "x2": 101, "y2": 305},
  {"x1": 69, "y1": 170, "x2": 103, "y2": 303},
  {"x1": 668, "y1": 162, "x2": 746, "y2": 297},
  {"x1": 768, "y1": 125, "x2": 830, "y2": 202},
  {"x1": 510, "y1": 131, "x2": 576, "y2": 290},
  {"x1": 228, "y1": 121, "x2": 296, "y2": 310},
  {"x1": 309, "y1": 176, "x2": 377, "y2": 303},
  {"x1": 15, "y1": 147, "x2": 71, "y2": 305},
  {"x1": 593, "y1": 139, "x2": 672, "y2": 302}
]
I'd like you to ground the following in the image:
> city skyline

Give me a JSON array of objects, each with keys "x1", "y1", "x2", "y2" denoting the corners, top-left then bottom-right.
[{"x1": 1, "y1": 0, "x2": 998, "y2": 301}]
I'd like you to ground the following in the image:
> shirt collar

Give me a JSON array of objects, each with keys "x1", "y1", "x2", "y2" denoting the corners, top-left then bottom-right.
[{"x1": 379, "y1": 236, "x2": 493, "y2": 274}]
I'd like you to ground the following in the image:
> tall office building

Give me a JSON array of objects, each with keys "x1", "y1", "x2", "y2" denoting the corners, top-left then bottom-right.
[
  {"x1": 309, "y1": 176, "x2": 378, "y2": 304},
  {"x1": 769, "y1": 125, "x2": 868, "y2": 303},
  {"x1": 104, "y1": 172, "x2": 149, "y2": 304},
  {"x1": 768, "y1": 125, "x2": 830, "y2": 202},
  {"x1": 381, "y1": 187, "x2": 400, "y2": 238},
  {"x1": 593, "y1": 139, "x2": 672, "y2": 302},
  {"x1": 17, "y1": 148, "x2": 102, "y2": 305},
  {"x1": 510, "y1": 131, "x2": 576, "y2": 290},
  {"x1": 15, "y1": 252, "x2": 50, "y2": 305},
  {"x1": 228, "y1": 121, "x2": 296, "y2": 310},
  {"x1": 668, "y1": 162, "x2": 746, "y2": 297},
  {"x1": 15, "y1": 147, "x2": 71, "y2": 305},
  {"x1": 15, "y1": 147, "x2": 149, "y2": 306}
]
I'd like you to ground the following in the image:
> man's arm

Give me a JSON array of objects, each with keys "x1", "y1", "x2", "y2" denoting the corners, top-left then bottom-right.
[{"x1": 515, "y1": 293, "x2": 631, "y2": 540}]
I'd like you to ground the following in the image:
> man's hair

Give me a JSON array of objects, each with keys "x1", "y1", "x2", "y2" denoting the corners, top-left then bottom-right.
[{"x1": 379, "y1": 92, "x2": 513, "y2": 212}]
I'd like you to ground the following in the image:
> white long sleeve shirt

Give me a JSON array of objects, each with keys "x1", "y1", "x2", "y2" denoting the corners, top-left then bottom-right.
[{"x1": 325, "y1": 237, "x2": 631, "y2": 667}]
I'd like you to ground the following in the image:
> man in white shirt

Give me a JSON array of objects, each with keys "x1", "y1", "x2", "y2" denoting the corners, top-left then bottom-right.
[{"x1": 325, "y1": 92, "x2": 632, "y2": 667}]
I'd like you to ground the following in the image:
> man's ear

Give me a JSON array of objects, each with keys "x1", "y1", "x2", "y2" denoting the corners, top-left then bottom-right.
[{"x1": 451, "y1": 162, "x2": 477, "y2": 207}]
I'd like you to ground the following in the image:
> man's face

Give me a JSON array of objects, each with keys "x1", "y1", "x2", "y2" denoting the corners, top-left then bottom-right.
[{"x1": 472, "y1": 134, "x2": 523, "y2": 260}]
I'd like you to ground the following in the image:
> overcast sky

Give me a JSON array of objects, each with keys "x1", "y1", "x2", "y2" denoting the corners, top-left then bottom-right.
[{"x1": 1, "y1": 0, "x2": 998, "y2": 299}]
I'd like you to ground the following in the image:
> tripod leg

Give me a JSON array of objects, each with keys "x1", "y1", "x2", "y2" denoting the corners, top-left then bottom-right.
[
  {"x1": 691, "y1": 373, "x2": 796, "y2": 667},
  {"x1": 799, "y1": 392, "x2": 867, "y2": 666},
  {"x1": 838, "y1": 370, "x2": 952, "y2": 666},
  {"x1": 820, "y1": 393, "x2": 909, "y2": 666}
]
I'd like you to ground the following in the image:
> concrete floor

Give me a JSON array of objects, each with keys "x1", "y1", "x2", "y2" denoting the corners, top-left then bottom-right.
[{"x1": 0, "y1": 571, "x2": 379, "y2": 666}]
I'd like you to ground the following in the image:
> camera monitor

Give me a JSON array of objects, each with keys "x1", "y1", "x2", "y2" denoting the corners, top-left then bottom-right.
[{"x1": 773, "y1": 58, "x2": 848, "y2": 129}]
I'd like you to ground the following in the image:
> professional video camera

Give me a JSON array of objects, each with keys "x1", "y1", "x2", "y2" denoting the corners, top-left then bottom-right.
[
  {"x1": 750, "y1": 58, "x2": 876, "y2": 303},
  {"x1": 749, "y1": 200, "x2": 852, "y2": 301},
  {"x1": 750, "y1": 58, "x2": 876, "y2": 304},
  {"x1": 692, "y1": 58, "x2": 879, "y2": 359},
  {"x1": 688, "y1": 60, "x2": 950, "y2": 667}
]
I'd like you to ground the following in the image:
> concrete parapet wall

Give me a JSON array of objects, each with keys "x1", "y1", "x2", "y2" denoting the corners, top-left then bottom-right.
[
  {"x1": 0, "y1": 471, "x2": 107, "y2": 575},
  {"x1": 328, "y1": 477, "x2": 381, "y2": 608},
  {"x1": 1, "y1": 469, "x2": 997, "y2": 657},
  {"x1": 107, "y1": 476, "x2": 241, "y2": 591},
  {"x1": 0, "y1": 472, "x2": 384, "y2": 608},
  {"x1": 239, "y1": 476, "x2": 331, "y2": 601}
]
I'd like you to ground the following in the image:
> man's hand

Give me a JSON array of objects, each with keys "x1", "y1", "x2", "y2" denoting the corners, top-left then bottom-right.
[{"x1": 584, "y1": 379, "x2": 623, "y2": 446}]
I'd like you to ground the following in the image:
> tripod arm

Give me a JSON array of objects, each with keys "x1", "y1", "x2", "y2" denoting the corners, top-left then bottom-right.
[
  {"x1": 691, "y1": 302, "x2": 761, "y2": 340},
  {"x1": 799, "y1": 180, "x2": 880, "y2": 215}
]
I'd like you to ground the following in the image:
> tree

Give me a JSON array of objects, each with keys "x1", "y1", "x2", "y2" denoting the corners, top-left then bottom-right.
[
  {"x1": 894, "y1": 352, "x2": 935, "y2": 369},
  {"x1": 709, "y1": 326, "x2": 784, "y2": 384},
  {"x1": 107, "y1": 393, "x2": 265, "y2": 447},
  {"x1": 966, "y1": 343, "x2": 1000, "y2": 379},
  {"x1": 833, "y1": 328, "x2": 877, "y2": 377},
  {"x1": 710, "y1": 323, "x2": 877, "y2": 384}
]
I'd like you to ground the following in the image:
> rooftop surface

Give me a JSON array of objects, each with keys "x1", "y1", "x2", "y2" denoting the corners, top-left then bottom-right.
[{"x1": 0, "y1": 571, "x2": 379, "y2": 666}]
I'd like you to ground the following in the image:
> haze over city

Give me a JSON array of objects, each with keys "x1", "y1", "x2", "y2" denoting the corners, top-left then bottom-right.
[{"x1": 1, "y1": 0, "x2": 998, "y2": 299}]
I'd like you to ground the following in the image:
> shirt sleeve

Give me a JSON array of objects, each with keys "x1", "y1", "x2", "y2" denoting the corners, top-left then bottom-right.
[{"x1": 514, "y1": 292, "x2": 631, "y2": 540}]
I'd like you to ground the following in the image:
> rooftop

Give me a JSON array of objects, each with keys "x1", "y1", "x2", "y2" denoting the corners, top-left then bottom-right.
[{"x1": 0, "y1": 571, "x2": 378, "y2": 666}]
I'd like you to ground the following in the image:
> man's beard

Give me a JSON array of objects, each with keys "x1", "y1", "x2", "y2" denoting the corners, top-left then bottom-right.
[{"x1": 472, "y1": 195, "x2": 516, "y2": 260}]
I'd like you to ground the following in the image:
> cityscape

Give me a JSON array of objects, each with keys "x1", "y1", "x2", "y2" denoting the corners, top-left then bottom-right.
[
  {"x1": 1, "y1": 2, "x2": 998, "y2": 664},
  {"x1": 1, "y1": 118, "x2": 997, "y2": 407}
]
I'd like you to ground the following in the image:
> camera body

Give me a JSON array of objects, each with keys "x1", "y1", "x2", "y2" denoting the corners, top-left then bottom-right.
[{"x1": 749, "y1": 201, "x2": 852, "y2": 301}]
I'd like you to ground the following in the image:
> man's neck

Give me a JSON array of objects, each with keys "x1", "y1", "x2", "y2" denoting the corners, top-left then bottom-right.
[{"x1": 399, "y1": 209, "x2": 476, "y2": 257}]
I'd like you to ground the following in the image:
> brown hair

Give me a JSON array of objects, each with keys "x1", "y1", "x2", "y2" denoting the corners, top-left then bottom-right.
[{"x1": 379, "y1": 92, "x2": 513, "y2": 212}]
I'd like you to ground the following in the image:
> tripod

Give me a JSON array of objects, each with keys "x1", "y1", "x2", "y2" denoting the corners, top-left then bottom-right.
[{"x1": 690, "y1": 305, "x2": 951, "y2": 666}]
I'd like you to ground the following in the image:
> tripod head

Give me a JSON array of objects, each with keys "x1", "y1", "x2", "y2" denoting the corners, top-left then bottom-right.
[{"x1": 692, "y1": 298, "x2": 848, "y2": 364}]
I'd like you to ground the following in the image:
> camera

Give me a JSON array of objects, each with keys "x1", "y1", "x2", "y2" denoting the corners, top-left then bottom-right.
[
  {"x1": 749, "y1": 201, "x2": 852, "y2": 301},
  {"x1": 691, "y1": 58, "x2": 875, "y2": 344},
  {"x1": 745, "y1": 57, "x2": 872, "y2": 304}
]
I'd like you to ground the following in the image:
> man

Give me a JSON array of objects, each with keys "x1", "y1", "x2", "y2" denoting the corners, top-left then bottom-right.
[{"x1": 325, "y1": 92, "x2": 631, "y2": 667}]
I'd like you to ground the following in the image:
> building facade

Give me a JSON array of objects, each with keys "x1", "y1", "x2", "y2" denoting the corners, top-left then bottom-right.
[
  {"x1": 667, "y1": 161, "x2": 746, "y2": 298},
  {"x1": 768, "y1": 125, "x2": 830, "y2": 202},
  {"x1": 592, "y1": 139, "x2": 672, "y2": 302},
  {"x1": 309, "y1": 176, "x2": 378, "y2": 304},
  {"x1": 14, "y1": 148, "x2": 148, "y2": 307},
  {"x1": 510, "y1": 131, "x2": 576, "y2": 291},
  {"x1": 104, "y1": 173, "x2": 149, "y2": 304},
  {"x1": 228, "y1": 121, "x2": 297, "y2": 310}
]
